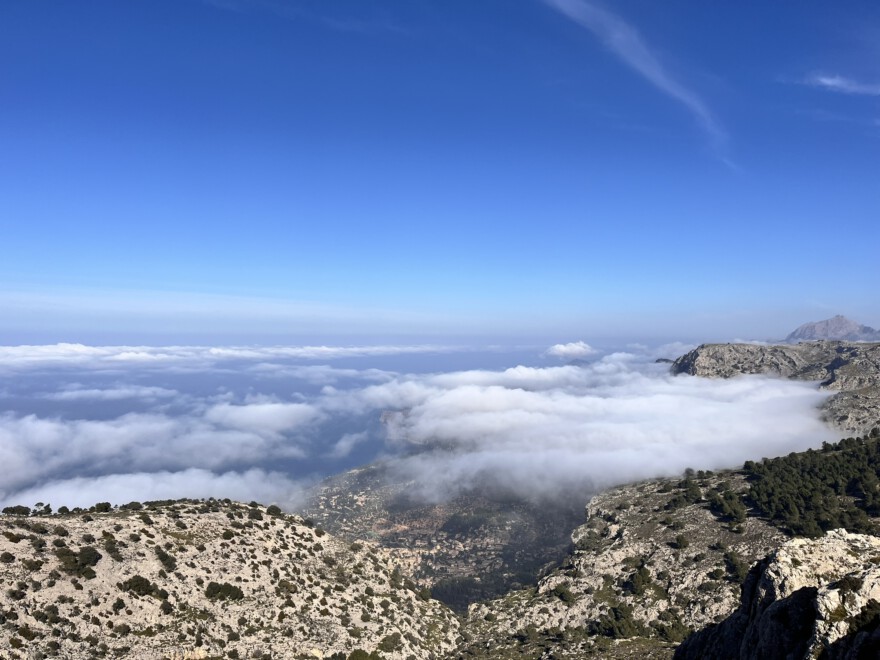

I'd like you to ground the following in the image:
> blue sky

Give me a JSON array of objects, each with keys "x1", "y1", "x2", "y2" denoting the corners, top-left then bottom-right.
[{"x1": 2, "y1": 0, "x2": 878, "y2": 344}]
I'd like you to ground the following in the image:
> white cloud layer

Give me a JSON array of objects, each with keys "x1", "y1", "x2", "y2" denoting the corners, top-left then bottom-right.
[
  {"x1": 339, "y1": 355, "x2": 836, "y2": 501},
  {"x1": 8, "y1": 468, "x2": 305, "y2": 511},
  {"x1": 0, "y1": 343, "x2": 839, "y2": 510},
  {"x1": 0, "y1": 342, "x2": 457, "y2": 373}
]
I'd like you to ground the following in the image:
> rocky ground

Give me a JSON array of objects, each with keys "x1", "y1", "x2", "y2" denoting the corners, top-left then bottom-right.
[
  {"x1": 672, "y1": 340, "x2": 880, "y2": 432},
  {"x1": 458, "y1": 470, "x2": 786, "y2": 658},
  {"x1": 676, "y1": 530, "x2": 880, "y2": 659},
  {"x1": 0, "y1": 499, "x2": 459, "y2": 659}
]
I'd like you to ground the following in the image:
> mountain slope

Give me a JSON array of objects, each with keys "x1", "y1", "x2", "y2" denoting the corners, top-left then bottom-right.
[
  {"x1": 459, "y1": 470, "x2": 786, "y2": 658},
  {"x1": 0, "y1": 499, "x2": 459, "y2": 659},
  {"x1": 302, "y1": 463, "x2": 585, "y2": 612}
]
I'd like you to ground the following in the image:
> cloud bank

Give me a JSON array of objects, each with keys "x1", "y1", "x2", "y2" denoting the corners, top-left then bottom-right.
[{"x1": 0, "y1": 343, "x2": 837, "y2": 510}]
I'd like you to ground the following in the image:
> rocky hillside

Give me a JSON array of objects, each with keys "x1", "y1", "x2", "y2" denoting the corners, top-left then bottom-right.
[
  {"x1": 675, "y1": 530, "x2": 880, "y2": 659},
  {"x1": 302, "y1": 463, "x2": 585, "y2": 612},
  {"x1": 458, "y1": 470, "x2": 786, "y2": 659},
  {"x1": 0, "y1": 499, "x2": 459, "y2": 659},
  {"x1": 786, "y1": 315, "x2": 880, "y2": 343},
  {"x1": 671, "y1": 340, "x2": 880, "y2": 432}
]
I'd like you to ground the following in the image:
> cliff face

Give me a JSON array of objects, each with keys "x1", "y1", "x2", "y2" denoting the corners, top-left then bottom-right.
[
  {"x1": 671, "y1": 341, "x2": 880, "y2": 433},
  {"x1": 675, "y1": 530, "x2": 880, "y2": 660}
]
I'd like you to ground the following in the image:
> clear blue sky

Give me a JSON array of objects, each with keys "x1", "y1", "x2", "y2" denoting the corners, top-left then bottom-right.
[{"x1": 1, "y1": 0, "x2": 878, "y2": 344}]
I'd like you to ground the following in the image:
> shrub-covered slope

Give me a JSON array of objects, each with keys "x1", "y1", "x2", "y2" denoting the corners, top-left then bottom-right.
[{"x1": 0, "y1": 499, "x2": 459, "y2": 659}]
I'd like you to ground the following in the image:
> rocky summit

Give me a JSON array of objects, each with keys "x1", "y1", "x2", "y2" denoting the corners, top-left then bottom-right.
[
  {"x1": 786, "y1": 315, "x2": 880, "y2": 343},
  {"x1": 671, "y1": 340, "x2": 880, "y2": 432}
]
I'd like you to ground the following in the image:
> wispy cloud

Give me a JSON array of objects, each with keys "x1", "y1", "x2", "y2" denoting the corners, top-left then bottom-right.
[
  {"x1": 544, "y1": 0, "x2": 727, "y2": 153},
  {"x1": 804, "y1": 72, "x2": 880, "y2": 96}
]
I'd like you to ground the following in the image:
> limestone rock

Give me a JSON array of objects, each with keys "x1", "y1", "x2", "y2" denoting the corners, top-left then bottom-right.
[
  {"x1": 675, "y1": 530, "x2": 880, "y2": 660},
  {"x1": 0, "y1": 499, "x2": 459, "y2": 659},
  {"x1": 460, "y1": 472, "x2": 786, "y2": 658},
  {"x1": 671, "y1": 341, "x2": 880, "y2": 433}
]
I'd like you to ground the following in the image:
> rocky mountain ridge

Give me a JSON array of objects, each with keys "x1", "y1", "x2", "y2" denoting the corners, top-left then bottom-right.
[
  {"x1": 671, "y1": 340, "x2": 880, "y2": 432},
  {"x1": 786, "y1": 315, "x2": 880, "y2": 343}
]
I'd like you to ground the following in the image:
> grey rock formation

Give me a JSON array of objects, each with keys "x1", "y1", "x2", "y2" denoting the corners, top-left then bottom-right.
[
  {"x1": 671, "y1": 341, "x2": 880, "y2": 433},
  {"x1": 675, "y1": 530, "x2": 880, "y2": 660},
  {"x1": 786, "y1": 315, "x2": 880, "y2": 343}
]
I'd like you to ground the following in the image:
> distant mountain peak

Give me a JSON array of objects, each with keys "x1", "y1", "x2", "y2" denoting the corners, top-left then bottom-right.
[{"x1": 785, "y1": 315, "x2": 880, "y2": 342}]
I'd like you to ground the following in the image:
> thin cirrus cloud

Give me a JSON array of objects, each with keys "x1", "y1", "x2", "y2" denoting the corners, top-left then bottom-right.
[
  {"x1": 804, "y1": 72, "x2": 880, "y2": 96},
  {"x1": 544, "y1": 0, "x2": 727, "y2": 152}
]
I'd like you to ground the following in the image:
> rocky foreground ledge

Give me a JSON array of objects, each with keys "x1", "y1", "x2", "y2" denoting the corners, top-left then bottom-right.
[
  {"x1": 671, "y1": 341, "x2": 880, "y2": 433},
  {"x1": 675, "y1": 529, "x2": 880, "y2": 659},
  {"x1": 0, "y1": 499, "x2": 459, "y2": 659}
]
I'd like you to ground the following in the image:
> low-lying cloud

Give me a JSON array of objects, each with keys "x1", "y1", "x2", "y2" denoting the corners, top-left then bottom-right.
[
  {"x1": 544, "y1": 340, "x2": 597, "y2": 359},
  {"x1": 343, "y1": 356, "x2": 835, "y2": 501},
  {"x1": 0, "y1": 342, "x2": 839, "y2": 510},
  {"x1": 9, "y1": 468, "x2": 305, "y2": 512}
]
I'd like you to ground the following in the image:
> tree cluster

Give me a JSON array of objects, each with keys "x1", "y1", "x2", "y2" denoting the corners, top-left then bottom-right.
[{"x1": 743, "y1": 429, "x2": 880, "y2": 537}]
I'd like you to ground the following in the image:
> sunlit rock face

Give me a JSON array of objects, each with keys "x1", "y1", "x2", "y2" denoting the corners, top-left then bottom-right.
[
  {"x1": 786, "y1": 316, "x2": 880, "y2": 343},
  {"x1": 671, "y1": 340, "x2": 880, "y2": 433},
  {"x1": 675, "y1": 529, "x2": 880, "y2": 660}
]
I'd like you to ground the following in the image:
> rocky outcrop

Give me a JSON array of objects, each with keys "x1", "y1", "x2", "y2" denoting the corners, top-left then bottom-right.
[
  {"x1": 460, "y1": 472, "x2": 786, "y2": 658},
  {"x1": 786, "y1": 316, "x2": 880, "y2": 343},
  {"x1": 0, "y1": 499, "x2": 460, "y2": 659},
  {"x1": 675, "y1": 530, "x2": 880, "y2": 660},
  {"x1": 671, "y1": 341, "x2": 880, "y2": 433}
]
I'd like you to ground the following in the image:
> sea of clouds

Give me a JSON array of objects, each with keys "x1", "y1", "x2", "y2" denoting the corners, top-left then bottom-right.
[{"x1": 0, "y1": 341, "x2": 837, "y2": 511}]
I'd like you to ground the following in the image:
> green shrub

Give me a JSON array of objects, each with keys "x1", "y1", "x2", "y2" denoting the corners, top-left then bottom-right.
[{"x1": 205, "y1": 581, "x2": 244, "y2": 601}]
